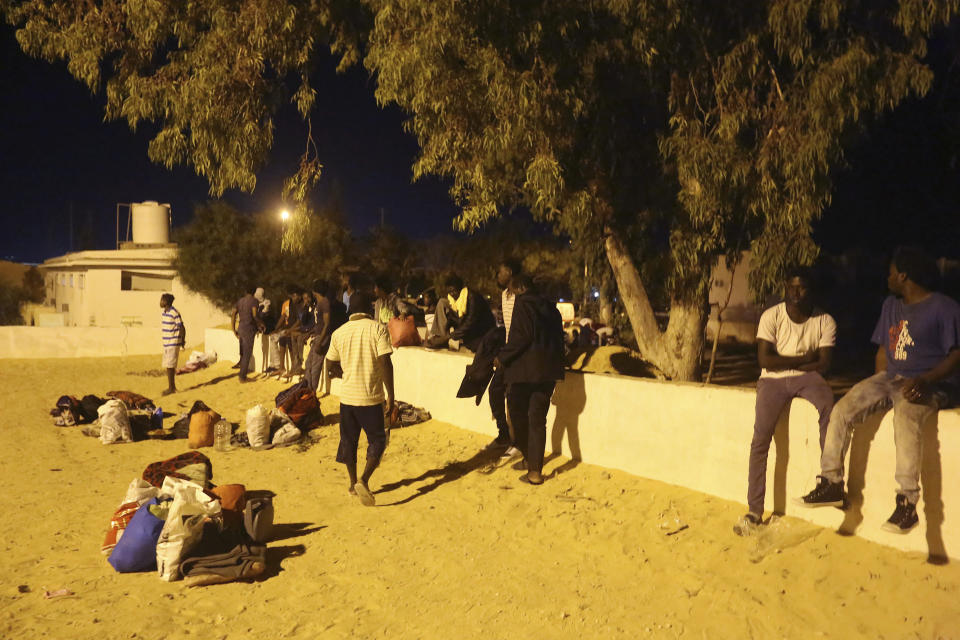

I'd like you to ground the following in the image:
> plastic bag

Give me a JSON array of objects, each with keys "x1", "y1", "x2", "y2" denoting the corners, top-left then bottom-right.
[
  {"x1": 272, "y1": 422, "x2": 302, "y2": 446},
  {"x1": 245, "y1": 404, "x2": 271, "y2": 448},
  {"x1": 155, "y1": 477, "x2": 222, "y2": 582},
  {"x1": 98, "y1": 399, "x2": 132, "y2": 444},
  {"x1": 109, "y1": 498, "x2": 165, "y2": 573},
  {"x1": 122, "y1": 477, "x2": 160, "y2": 506}
]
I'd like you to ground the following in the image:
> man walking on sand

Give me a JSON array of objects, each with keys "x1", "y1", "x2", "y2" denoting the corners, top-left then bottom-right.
[
  {"x1": 159, "y1": 293, "x2": 185, "y2": 396},
  {"x1": 796, "y1": 247, "x2": 960, "y2": 534},
  {"x1": 734, "y1": 267, "x2": 836, "y2": 536},
  {"x1": 325, "y1": 290, "x2": 395, "y2": 506}
]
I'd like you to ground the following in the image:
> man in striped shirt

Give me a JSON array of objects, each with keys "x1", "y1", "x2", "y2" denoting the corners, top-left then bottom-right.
[
  {"x1": 159, "y1": 293, "x2": 185, "y2": 396},
  {"x1": 325, "y1": 290, "x2": 395, "y2": 506}
]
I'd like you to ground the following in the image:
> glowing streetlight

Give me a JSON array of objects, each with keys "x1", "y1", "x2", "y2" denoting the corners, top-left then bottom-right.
[{"x1": 280, "y1": 209, "x2": 291, "y2": 221}]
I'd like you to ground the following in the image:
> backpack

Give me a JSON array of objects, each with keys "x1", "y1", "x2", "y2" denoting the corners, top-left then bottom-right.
[
  {"x1": 275, "y1": 380, "x2": 323, "y2": 429},
  {"x1": 243, "y1": 493, "x2": 275, "y2": 543}
]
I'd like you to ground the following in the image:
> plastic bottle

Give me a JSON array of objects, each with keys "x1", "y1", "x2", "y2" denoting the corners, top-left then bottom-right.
[
  {"x1": 214, "y1": 419, "x2": 232, "y2": 452},
  {"x1": 151, "y1": 406, "x2": 163, "y2": 431}
]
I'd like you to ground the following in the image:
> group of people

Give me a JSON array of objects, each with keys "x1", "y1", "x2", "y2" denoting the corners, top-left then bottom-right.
[
  {"x1": 737, "y1": 247, "x2": 960, "y2": 537},
  {"x1": 159, "y1": 245, "x2": 959, "y2": 536}
]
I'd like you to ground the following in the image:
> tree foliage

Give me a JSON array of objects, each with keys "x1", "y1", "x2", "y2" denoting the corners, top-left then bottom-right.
[
  {"x1": 174, "y1": 200, "x2": 350, "y2": 310},
  {"x1": 6, "y1": 0, "x2": 958, "y2": 378}
]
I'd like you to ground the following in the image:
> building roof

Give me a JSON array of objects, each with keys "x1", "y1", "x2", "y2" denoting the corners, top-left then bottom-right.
[{"x1": 40, "y1": 246, "x2": 178, "y2": 271}]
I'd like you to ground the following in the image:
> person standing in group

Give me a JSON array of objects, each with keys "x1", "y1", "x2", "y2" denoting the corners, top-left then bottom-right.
[
  {"x1": 304, "y1": 279, "x2": 334, "y2": 392},
  {"x1": 496, "y1": 274, "x2": 565, "y2": 485},
  {"x1": 232, "y1": 286, "x2": 265, "y2": 383},
  {"x1": 325, "y1": 290, "x2": 395, "y2": 506},
  {"x1": 270, "y1": 285, "x2": 303, "y2": 380},
  {"x1": 486, "y1": 259, "x2": 522, "y2": 454},
  {"x1": 797, "y1": 247, "x2": 960, "y2": 534},
  {"x1": 734, "y1": 267, "x2": 836, "y2": 536},
  {"x1": 159, "y1": 293, "x2": 185, "y2": 396}
]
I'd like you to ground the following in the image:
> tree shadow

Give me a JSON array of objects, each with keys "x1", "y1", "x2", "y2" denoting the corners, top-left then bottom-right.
[
  {"x1": 920, "y1": 413, "x2": 947, "y2": 564},
  {"x1": 269, "y1": 522, "x2": 326, "y2": 543},
  {"x1": 549, "y1": 371, "x2": 586, "y2": 475},
  {"x1": 837, "y1": 413, "x2": 884, "y2": 535},
  {"x1": 375, "y1": 448, "x2": 503, "y2": 506}
]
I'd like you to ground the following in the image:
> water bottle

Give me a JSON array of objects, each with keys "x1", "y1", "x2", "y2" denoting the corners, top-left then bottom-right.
[
  {"x1": 151, "y1": 406, "x2": 163, "y2": 431},
  {"x1": 214, "y1": 419, "x2": 232, "y2": 452}
]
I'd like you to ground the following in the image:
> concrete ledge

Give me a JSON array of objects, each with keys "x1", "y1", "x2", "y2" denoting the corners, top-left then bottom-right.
[
  {"x1": 204, "y1": 328, "x2": 959, "y2": 558},
  {"x1": 0, "y1": 326, "x2": 201, "y2": 359}
]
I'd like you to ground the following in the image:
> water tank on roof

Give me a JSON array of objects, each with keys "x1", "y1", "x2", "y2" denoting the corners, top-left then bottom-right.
[{"x1": 131, "y1": 201, "x2": 171, "y2": 244}]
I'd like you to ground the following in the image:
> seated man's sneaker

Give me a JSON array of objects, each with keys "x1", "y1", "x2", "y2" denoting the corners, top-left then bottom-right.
[
  {"x1": 795, "y1": 475, "x2": 845, "y2": 508},
  {"x1": 881, "y1": 494, "x2": 919, "y2": 534},
  {"x1": 733, "y1": 513, "x2": 762, "y2": 537}
]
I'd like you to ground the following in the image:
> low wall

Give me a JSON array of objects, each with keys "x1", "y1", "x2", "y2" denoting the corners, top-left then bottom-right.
[
  {"x1": 206, "y1": 328, "x2": 959, "y2": 558},
  {"x1": 0, "y1": 326, "x2": 202, "y2": 359}
]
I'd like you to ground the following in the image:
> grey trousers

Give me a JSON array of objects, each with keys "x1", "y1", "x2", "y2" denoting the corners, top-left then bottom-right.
[
  {"x1": 820, "y1": 371, "x2": 948, "y2": 505},
  {"x1": 427, "y1": 297, "x2": 455, "y2": 339},
  {"x1": 747, "y1": 372, "x2": 833, "y2": 516}
]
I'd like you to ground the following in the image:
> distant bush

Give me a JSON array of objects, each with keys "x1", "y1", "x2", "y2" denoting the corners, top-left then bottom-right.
[{"x1": 0, "y1": 282, "x2": 25, "y2": 325}]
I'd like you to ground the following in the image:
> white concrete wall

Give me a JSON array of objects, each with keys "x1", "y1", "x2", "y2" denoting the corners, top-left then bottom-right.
[
  {"x1": 208, "y1": 328, "x2": 958, "y2": 558},
  {"x1": 0, "y1": 326, "x2": 203, "y2": 359}
]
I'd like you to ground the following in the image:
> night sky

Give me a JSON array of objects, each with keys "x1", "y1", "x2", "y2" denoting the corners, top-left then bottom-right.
[
  {"x1": 0, "y1": 23, "x2": 459, "y2": 264},
  {"x1": 1, "y1": 22, "x2": 958, "y2": 266}
]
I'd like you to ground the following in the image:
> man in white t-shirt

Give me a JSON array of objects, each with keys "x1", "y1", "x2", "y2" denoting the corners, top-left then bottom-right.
[
  {"x1": 325, "y1": 290, "x2": 395, "y2": 507},
  {"x1": 734, "y1": 267, "x2": 837, "y2": 536}
]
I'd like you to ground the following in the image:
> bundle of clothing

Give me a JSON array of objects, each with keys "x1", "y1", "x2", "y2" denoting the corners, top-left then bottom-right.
[{"x1": 101, "y1": 451, "x2": 275, "y2": 587}]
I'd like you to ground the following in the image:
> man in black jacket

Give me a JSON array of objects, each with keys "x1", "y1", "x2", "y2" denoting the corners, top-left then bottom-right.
[
  {"x1": 496, "y1": 274, "x2": 565, "y2": 485},
  {"x1": 427, "y1": 274, "x2": 496, "y2": 352}
]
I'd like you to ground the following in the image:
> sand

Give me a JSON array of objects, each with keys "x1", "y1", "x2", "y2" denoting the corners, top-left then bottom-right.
[{"x1": 1, "y1": 354, "x2": 958, "y2": 640}]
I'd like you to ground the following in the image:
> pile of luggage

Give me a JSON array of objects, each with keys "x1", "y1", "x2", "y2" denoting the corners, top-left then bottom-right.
[{"x1": 102, "y1": 452, "x2": 274, "y2": 586}]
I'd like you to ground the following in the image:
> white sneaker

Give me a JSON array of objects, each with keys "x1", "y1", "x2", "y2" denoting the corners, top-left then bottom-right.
[{"x1": 501, "y1": 446, "x2": 521, "y2": 459}]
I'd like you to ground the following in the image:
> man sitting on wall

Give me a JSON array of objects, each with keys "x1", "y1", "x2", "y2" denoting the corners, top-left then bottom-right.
[
  {"x1": 734, "y1": 267, "x2": 836, "y2": 536},
  {"x1": 796, "y1": 247, "x2": 960, "y2": 535},
  {"x1": 425, "y1": 274, "x2": 495, "y2": 352}
]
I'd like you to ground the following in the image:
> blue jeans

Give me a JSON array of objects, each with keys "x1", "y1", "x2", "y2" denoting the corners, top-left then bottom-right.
[{"x1": 820, "y1": 371, "x2": 951, "y2": 504}]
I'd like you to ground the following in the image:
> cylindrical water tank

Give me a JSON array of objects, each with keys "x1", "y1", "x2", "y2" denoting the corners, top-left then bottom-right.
[{"x1": 131, "y1": 201, "x2": 171, "y2": 244}]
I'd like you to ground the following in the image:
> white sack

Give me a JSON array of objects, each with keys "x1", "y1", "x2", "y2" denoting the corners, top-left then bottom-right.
[{"x1": 98, "y1": 399, "x2": 132, "y2": 445}]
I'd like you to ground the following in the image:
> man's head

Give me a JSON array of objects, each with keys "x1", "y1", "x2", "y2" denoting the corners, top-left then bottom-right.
[
  {"x1": 286, "y1": 284, "x2": 300, "y2": 300},
  {"x1": 159, "y1": 293, "x2": 174, "y2": 308},
  {"x1": 253, "y1": 287, "x2": 264, "y2": 302},
  {"x1": 311, "y1": 279, "x2": 328, "y2": 298},
  {"x1": 497, "y1": 258, "x2": 522, "y2": 289},
  {"x1": 374, "y1": 275, "x2": 392, "y2": 299},
  {"x1": 511, "y1": 273, "x2": 536, "y2": 296},
  {"x1": 889, "y1": 246, "x2": 939, "y2": 295},
  {"x1": 347, "y1": 290, "x2": 374, "y2": 316},
  {"x1": 784, "y1": 266, "x2": 815, "y2": 310},
  {"x1": 443, "y1": 274, "x2": 465, "y2": 297}
]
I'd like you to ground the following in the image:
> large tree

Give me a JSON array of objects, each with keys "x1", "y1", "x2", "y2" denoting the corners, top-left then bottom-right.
[{"x1": 5, "y1": 0, "x2": 957, "y2": 378}]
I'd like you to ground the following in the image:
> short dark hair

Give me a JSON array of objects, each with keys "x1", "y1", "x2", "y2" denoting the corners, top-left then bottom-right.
[
  {"x1": 893, "y1": 246, "x2": 940, "y2": 290},
  {"x1": 161, "y1": 293, "x2": 175, "y2": 305},
  {"x1": 286, "y1": 283, "x2": 300, "y2": 295},
  {"x1": 784, "y1": 265, "x2": 815, "y2": 288},
  {"x1": 513, "y1": 273, "x2": 536, "y2": 293},
  {"x1": 374, "y1": 275, "x2": 393, "y2": 292},
  {"x1": 311, "y1": 279, "x2": 328, "y2": 295},
  {"x1": 500, "y1": 258, "x2": 522, "y2": 276},
  {"x1": 444, "y1": 274, "x2": 464, "y2": 290},
  {"x1": 347, "y1": 290, "x2": 374, "y2": 316}
]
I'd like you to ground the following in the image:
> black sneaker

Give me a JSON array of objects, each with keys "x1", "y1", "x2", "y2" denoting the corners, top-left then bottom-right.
[
  {"x1": 795, "y1": 476, "x2": 844, "y2": 508},
  {"x1": 881, "y1": 494, "x2": 919, "y2": 534}
]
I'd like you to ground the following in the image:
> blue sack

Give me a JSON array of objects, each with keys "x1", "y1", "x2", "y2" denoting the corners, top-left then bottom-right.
[{"x1": 108, "y1": 497, "x2": 165, "y2": 573}]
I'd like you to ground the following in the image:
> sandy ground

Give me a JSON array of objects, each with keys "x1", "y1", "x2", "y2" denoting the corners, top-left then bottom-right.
[{"x1": 1, "y1": 354, "x2": 959, "y2": 640}]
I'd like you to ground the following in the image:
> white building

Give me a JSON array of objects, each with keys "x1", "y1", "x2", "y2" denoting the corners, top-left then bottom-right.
[{"x1": 38, "y1": 202, "x2": 228, "y2": 332}]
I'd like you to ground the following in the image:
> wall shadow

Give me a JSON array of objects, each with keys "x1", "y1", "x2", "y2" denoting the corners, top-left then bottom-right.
[
  {"x1": 770, "y1": 402, "x2": 791, "y2": 515},
  {"x1": 921, "y1": 413, "x2": 947, "y2": 564},
  {"x1": 549, "y1": 372, "x2": 586, "y2": 476},
  {"x1": 837, "y1": 413, "x2": 884, "y2": 536},
  {"x1": 269, "y1": 522, "x2": 326, "y2": 543}
]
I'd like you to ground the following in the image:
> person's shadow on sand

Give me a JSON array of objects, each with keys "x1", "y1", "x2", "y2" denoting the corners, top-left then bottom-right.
[
  {"x1": 545, "y1": 371, "x2": 586, "y2": 478},
  {"x1": 833, "y1": 411, "x2": 947, "y2": 564},
  {"x1": 375, "y1": 448, "x2": 503, "y2": 506}
]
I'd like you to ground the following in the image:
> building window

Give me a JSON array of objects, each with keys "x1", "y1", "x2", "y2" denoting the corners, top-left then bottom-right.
[
  {"x1": 79, "y1": 274, "x2": 85, "y2": 290},
  {"x1": 120, "y1": 271, "x2": 174, "y2": 291},
  {"x1": 69, "y1": 274, "x2": 74, "y2": 287}
]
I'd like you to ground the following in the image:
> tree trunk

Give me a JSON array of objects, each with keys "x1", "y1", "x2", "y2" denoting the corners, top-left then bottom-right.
[{"x1": 604, "y1": 228, "x2": 706, "y2": 381}]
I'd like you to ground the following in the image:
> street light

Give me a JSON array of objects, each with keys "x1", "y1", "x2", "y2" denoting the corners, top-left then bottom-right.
[{"x1": 280, "y1": 209, "x2": 290, "y2": 221}]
